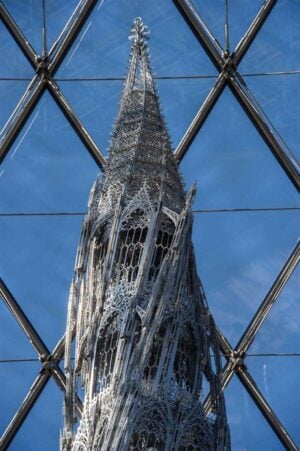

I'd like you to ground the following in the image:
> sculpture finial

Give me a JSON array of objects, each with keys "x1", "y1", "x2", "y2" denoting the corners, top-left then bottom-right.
[{"x1": 129, "y1": 17, "x2": 150, "y2": 49}]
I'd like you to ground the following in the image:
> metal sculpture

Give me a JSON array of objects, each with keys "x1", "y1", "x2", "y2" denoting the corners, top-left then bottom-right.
[{"x1": 61, "y1": 18, "x2": 230, "y2": 451}]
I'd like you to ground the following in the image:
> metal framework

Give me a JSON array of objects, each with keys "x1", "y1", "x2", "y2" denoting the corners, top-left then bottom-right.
[{"x1": 0, "y1": 0, "x2": 299, "y2": 450}]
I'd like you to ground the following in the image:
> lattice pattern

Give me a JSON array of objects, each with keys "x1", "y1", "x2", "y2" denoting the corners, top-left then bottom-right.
[{"x1": 61, "y1": 18, "x2": 230, "y2": 451}]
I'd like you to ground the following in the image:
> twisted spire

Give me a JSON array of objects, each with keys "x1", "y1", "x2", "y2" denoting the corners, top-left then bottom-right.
[
  {"x1": 61, "y1": 19, "x2": 230, "y2": 451},
  {"x1": 97, "y1": 18, "x2": 185, "y2": 216}
]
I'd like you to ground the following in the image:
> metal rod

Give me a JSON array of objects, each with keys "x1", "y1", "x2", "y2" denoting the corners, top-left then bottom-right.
[
  {"x1": 0, "y1": 3, "x2": 38, "y2": 68},
  {"x1": 0, "y1": 279, "x2": 50, "y2": 357},
  {"x1": 42, "y1": 0, "x2": 48, "y2": 57},
  {"x1": 48, "y1": 0, "x2": 98, "y2": 74},
  {"x1": 47, "y1": 79, "x2": 105, "y2": 169},
  {"x1": 0, "y1": 76, "x2": 46, "y2": 164},
  {"x1": 204, "y1": 361, "x2": 235, "y2": 415},
  {"x1": 237, "y1": 367, "x2": 298, "y2": 451},
  {"x1": 236, "y1": 241, "x2": 300, "y2": 355},
  {"x1": 51, "y1": 366, "x2": 83, "y2": 416},
  {"x1": 0, "y1": 372, "x2": 50, "y2": 450},
  {"x1": 229, "y1": 74, "x2": 300, "y2": 189},
  {"x1": 0, "y1": 207, "x2": 299, "y2": 217},
  {"x1": 173, "y1": 0, "x2": 223, "y2": 69},
  {"x1": 216, "y1": 327, "x2": 233, "y2": 356},
  {"x1": 174, "y1": 74, "x2": 226, "y2": 161},
  {"x1": 225, "y1": 0, "x2": 230, "y2": 53},
  {"x1": 52, "y1": 334, "x2": 67, "y2": 361},
  {"x1": 233, "y1": 0, "x2": 277, "y2": 66}
]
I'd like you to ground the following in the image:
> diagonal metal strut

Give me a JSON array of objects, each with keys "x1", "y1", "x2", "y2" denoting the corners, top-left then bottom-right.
[
  {"x1": 0, "y1": 279, "x2": 82, "y2": 450},
  {"x1": 0, "y1": 0, "x2": 105, "y2": 169},
  {"x1": 204, "y1": 242, "x2": 299, "y2": 450},
  {"x1": 173, "y1": 0, "x2": 300, "y2": 190}
]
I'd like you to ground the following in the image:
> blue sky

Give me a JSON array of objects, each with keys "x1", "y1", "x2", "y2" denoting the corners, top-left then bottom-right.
[{"x1": 0, "y1": 1, "x2": 299, "y2": 449}]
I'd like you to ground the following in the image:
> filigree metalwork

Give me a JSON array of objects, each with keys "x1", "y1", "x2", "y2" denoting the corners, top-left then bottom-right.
[{"x1": 61, "y1": 18, "x2": 230, "y2": 451}]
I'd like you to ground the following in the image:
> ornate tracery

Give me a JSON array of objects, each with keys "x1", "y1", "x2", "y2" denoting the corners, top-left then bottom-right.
[{"x1": 61, "y1": 18, "x2": 230, "y2": 451}]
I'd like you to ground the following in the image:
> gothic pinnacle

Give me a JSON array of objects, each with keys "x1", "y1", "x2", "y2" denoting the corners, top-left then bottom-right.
[{"x1": 129, "y1": 17, "x2": 150, "y2": 50}]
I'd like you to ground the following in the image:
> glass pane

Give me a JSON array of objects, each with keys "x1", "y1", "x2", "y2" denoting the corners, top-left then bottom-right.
[
  {"x1": 57, "y1": 0, "x2": 217, "y2": 78},
  {"x1": 57, "y1": 79, "x2": 123, "y2": 155},
  {"x1": 0, "y1": 362, "x2": 41, "y2": 436},
  {"x1": 193, "y1": 0, "x2": 226, "y2": 50},
  {"x1": 10, "y1": 377, "x2": 63, "y2": 451},
  {"x1": 229, "y1": 0, "x2": 264, "y2": 52},
  {"x1": 188, "y1": 1, "x2": 264, "y2": 55},
  {"x1": 159, "y1": 78, "x2": 217, "y2": 149},
  {"x1": 0, "y1": 216, "x2": 83, "y2": 350},
  {"x1": 0, "y1": 292, "x2": 36, "y2": 359},
  {"x1": 180, "y1": 87, "x2": 300, "y2": 210},
  {"x1": 45, "y1": 0, "x2": 79, "y2": 51},
  {"x1": 245, "y1": 74, "x2": 300, "y2": 161},
  {"x1": 249, "y1": 264, "x2": 300, "y2": 354},
  {"x1": 57, "y1": 77, "x2": 217, "y2": 152},
  {"x1": 3, "y1": 0, "x2": 43, "y2": 55},
  {"x1": 247, "y1": 356, "x2": 300, "y2": 444},
  {"x1": 0, "y1": 81, "x2": 29, "y2": 132},
  {"x1": 0, "y1": 20, "x2": 34, "y2": 77},
  {"x1": 224, "y1": 374, "x2": 283, "y2": 450},
  {"x1": 240, "y1": 0, "x2": 300, "y2": 73},
  {"x1": 0, "y1": 91, "x2": 100, "y2": 213},
  {"x1": 192, "y1": 210, "x2": 300, "y2": 347}
]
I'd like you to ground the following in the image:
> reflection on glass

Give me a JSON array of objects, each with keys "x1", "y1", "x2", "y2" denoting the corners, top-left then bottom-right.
[
  {"x1": 192, "y1": 211, "x2": 300, "y2": 347},
  {"x1": 247, "y1": 356, "x2": 300, "y2": 445}
]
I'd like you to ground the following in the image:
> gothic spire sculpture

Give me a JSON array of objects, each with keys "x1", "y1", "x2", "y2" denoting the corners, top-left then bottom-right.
[{"x1": 61, "y1": 18, "x2": 230, "y2": 451}]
